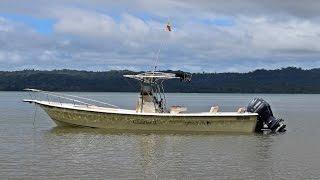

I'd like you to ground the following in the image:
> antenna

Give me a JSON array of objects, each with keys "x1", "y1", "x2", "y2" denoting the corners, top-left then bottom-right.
[{"x1": 153, "y1": 20, "x2": 172, "y2": 72}]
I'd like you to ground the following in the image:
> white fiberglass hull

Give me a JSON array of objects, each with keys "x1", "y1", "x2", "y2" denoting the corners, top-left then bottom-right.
[{"x1": 25, "y1": 100, "x2": 258, "y2": 133}]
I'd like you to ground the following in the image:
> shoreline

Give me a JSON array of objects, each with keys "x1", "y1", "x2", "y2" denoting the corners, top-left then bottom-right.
[{"x1": 1, "y1": 90, "x2": 320, "y2": 94}]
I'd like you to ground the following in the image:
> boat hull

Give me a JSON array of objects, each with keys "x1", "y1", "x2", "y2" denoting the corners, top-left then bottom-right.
[{"x1": 40, "y1": 104, "x2": 257, "y2": 133}]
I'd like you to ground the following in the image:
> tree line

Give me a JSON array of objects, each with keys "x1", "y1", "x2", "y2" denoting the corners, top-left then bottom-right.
[{"x1": 0, "y1": 67, "x2": 319, "y2": 93}]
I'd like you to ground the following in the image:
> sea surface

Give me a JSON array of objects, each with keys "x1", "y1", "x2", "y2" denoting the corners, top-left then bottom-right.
[{"x1": 0, "y1": 92, "x2": 320, "y2": 179}]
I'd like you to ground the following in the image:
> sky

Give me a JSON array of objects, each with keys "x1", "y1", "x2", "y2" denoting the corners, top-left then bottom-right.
[{"x1": 0, "y1": 0, "x2": 320, "y2": 72}]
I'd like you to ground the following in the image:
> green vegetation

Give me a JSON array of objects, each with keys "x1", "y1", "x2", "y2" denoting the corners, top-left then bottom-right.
[{"x1": 0, "y1": 67, "x2": 319, "y2": 93}]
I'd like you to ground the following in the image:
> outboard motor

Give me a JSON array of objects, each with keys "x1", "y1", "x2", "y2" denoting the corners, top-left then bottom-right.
[{"x1": 247, "y1": 98, "x2": 286, "y2": 133}]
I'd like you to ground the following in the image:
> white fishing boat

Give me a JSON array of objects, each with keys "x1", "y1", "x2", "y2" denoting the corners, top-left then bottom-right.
[
  {"x1": 23, "y1": 71, "x2": 286, "y2": 133},
  {"x1": 23, "y1": 22, "x2": 286, "y2": 133}
]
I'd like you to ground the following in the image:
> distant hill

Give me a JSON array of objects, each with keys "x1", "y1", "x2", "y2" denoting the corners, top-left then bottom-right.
[{"x1": 0, "y1": 67, "x2": 320, "y2": 93}]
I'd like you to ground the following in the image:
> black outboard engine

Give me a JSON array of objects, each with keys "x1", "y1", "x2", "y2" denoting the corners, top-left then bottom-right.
[{"x1": 247, "y1": 98, "x2": 286, "y2": 133}]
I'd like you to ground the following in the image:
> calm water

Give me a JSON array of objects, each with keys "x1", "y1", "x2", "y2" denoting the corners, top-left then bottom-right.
[{"x1": 0, "y1": 92, "x2": 320, "y2": 179}]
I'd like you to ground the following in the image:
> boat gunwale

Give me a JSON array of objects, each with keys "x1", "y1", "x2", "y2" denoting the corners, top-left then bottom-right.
[{"x1": 23, "y1": 99, "x2": 258, "y2": 118}]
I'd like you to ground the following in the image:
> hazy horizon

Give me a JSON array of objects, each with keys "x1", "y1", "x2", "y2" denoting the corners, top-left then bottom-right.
[{"x1": 0, "y1": 66, "x2": 317, "y2": 74}]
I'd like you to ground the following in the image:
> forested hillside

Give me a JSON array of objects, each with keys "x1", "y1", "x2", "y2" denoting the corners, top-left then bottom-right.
[{"x1": 0, "y1": 67, "x2": 319, "y2": 93}]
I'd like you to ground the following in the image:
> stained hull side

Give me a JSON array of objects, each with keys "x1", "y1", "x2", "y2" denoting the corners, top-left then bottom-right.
[{"x1": 41, "y1": 105, "x2": 257, "y2": 133}]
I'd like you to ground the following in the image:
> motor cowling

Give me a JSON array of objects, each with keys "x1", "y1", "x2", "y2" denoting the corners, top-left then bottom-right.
[{"x1": 247, "y1": 98, "x2": 286, "y2": 133}]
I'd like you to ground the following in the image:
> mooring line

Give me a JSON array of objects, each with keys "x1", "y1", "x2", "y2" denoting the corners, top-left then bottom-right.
[
  {"x1": 32, "y1": 103, "x2": 38, "y2": 129},
  {"x1": 31, "y1": 103, "x2": 38, "y2": 177}
]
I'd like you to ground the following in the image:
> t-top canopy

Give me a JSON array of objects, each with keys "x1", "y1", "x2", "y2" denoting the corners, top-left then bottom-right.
[{"x1": 124, "y1": 72, "x2": 179, "y2": 82}]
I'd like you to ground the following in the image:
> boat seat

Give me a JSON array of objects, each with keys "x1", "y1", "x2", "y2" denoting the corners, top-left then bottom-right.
[
  {"x1": 210, "y1": 106, "x2": 219, "y2": 113},
  {"x1": 170, "y1": 106, "x2": 187, "y2": 114},
  {"x1": 237, "y1": 107, "x2": 246, "y2": 113}
]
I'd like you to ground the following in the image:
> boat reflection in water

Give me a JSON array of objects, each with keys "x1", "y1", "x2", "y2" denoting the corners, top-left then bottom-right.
[{"x1": 46, "y1": 126, "x2": 276, "y2": 179}]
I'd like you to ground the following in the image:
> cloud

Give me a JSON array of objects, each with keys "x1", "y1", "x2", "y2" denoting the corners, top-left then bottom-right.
[
  {"x1": 133, "y1": 0, "x2": 320, "y2": 19},
  {"x1": 54, "y1": 8, "x2": 117, "y2": 38},
  {"x1": 0, "y1": 17, "x2": 13, "y2": 32},
  {"x1": 0, "y1": 1, "x2": 320, "y2": 72}
]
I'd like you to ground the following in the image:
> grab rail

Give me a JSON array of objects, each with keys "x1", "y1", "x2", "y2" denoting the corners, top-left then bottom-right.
[{"x1": 24, "y1": 88, "x2": 119, "y2": 108}]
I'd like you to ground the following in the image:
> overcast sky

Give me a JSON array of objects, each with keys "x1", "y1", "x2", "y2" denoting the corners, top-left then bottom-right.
[{"x1": 0, "y1": 0, "x2": 320, "y2": 72}]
